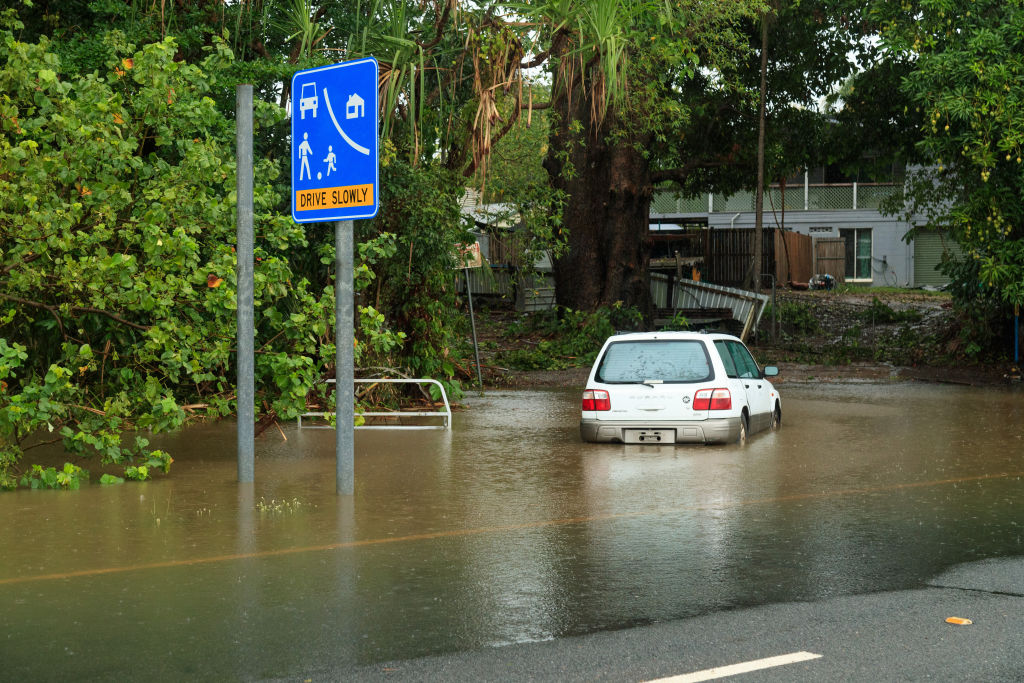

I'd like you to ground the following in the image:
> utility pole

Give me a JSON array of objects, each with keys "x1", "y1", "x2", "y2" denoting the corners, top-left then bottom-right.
[{"x1": 752, "y1": 9, "x2": 770, "y2": 293}]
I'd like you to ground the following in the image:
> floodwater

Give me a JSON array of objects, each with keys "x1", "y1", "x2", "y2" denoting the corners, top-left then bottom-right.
[{"x1": 1, "y1": 382, "x2": 1022, "y2": 680}]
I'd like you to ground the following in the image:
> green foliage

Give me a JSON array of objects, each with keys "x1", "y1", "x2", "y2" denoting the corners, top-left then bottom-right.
[
  {"x1": 124, "y1": 465, "x2": 149, "y2": 481},
  {"x1": 765, "y1": 302, "x2": 821, "y2": 336},
  {"x1": 871, "y1": 326, "x2": 938, "y2": 366},
  {"x1": 933, "y1": 256, "x2": 1007, "y2": 360},
  {"x1": 20, "y1": 463, "x2": 87, "y2": 490},
  {"x1": 498, "y1": 303, "x2": 642, "y2": 371},
  {"x1": 0, "y1": 26, "x2": 345, "y2": 488},
  {"x1": 278, "y1": 0, "x2": 330, "y2": 62},
  {"x1": 858, "y1": 298, "x2": 923, "y2": 324},
  {"x1": 360, "y1": 149, "x2": 474, "y2": 401},
  {"x1": 0, "y1": 14, "x2": 490, "y2": 490},
  {"x1": 660, "y1": 312, "x2": 690, "y2": 331},
  {"x1": 875, "y1": 0, "x2": 1024, "y2": 354}
]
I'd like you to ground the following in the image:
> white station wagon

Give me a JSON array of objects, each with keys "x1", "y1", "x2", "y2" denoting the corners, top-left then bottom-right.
[{"x1": 580, "y1": 331, "x2": 781, "y2": 445}]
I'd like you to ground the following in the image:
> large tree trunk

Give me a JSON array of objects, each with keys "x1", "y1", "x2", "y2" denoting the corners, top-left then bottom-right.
[{"x1": 544, "y1": 103, "x2": 654, "y2": 319}]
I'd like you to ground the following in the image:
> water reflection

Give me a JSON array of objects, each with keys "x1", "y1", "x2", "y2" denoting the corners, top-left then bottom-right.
[{"x1": 0, "y1": 383, "x2": 1022, "y2": 679}]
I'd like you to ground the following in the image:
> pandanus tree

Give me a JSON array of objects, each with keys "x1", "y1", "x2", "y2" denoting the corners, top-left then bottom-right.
[
  {"x1": 352, "y1": 0, "x2": 766, "y2": 315},
  {"x1": 345, "y1": 0, "x2": 874, "y2": 315}
]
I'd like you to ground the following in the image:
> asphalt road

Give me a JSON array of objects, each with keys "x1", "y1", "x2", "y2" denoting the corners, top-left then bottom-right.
[{"x1": 298, "y1": 556, "x2": 1024, "y2": 682}]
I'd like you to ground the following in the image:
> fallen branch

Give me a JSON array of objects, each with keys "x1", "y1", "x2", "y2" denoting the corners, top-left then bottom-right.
[
  {"x1": 70, "y1": 404, "x2": 107, "y2": 416},
  {"x1": 0, "y1": 293, "x2": 151, "y2": 331}
]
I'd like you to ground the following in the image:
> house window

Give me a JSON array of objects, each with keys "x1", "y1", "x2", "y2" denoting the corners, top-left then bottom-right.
[{"x1": 839, "y1": 228, "x2": 872, "y2": 280}]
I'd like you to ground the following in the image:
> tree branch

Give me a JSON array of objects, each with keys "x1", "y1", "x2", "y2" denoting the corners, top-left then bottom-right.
[
  {"x1": 22, "y1": 437, "x2": 65, "y2": 452},
  {"x1": 1, "y1": 253, "x2": 42, "y2": 276},
  {"x1": 417, "y1": 0, "x2": 454, "y2": 51},
  {"x1": 521, "y1": 50, "x2": 549, "y2": 70},
  {"x1": 521, "y1": 100, "x2": 552, "y2": 111},
  {"x1": 650, "y1": 158, "x2": 735, "y2": 186},
  {"x1": 463, "y1": 97, "x2": 523, "y2": 178},
  {"x1": 0, "y1": 293, "x2": 151, "y2": 331}
]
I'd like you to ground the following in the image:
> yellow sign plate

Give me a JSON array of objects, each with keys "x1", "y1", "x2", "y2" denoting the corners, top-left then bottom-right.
[{"x1": 295, "y1": 184, "x2": 374, "y2": 212}]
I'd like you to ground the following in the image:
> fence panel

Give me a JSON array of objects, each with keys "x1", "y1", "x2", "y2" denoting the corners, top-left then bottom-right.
[
  {"x1": 776, "y1": 231, "x2": 812, "y2": 284},
  {"x1": 705, "y1": 229, "x2": 754, "y2": 287},
  {"x1": 701, "y1": 228, "x2": 811, "y2": 290},
  {"x1": 813, "y1": 237, "x2": 846, "y2": 282}
]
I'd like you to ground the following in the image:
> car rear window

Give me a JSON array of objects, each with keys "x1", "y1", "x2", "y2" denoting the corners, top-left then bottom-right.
[{"x1": 596, "y1": 340, "x2": 713, "y2": 383}]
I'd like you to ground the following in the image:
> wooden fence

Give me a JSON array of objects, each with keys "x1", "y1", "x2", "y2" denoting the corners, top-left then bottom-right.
[
  {"x1": 813, "y1": 237, "x2": 846, "y2": 283},
  {"x1": 651, "y1": 228, "x2": 813, "y2": 290}
]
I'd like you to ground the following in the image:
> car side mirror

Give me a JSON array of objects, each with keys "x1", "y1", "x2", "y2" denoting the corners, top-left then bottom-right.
[{"x1": 763, "y1": 366, "x2": 779, "y2": 377}]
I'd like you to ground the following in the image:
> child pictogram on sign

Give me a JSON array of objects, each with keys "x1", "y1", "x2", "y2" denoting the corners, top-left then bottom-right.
[{"x1": 323, "y1": 145, "x2": 337, "y2": 177}]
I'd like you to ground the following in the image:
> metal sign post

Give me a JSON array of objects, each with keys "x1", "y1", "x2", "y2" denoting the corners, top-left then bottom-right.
[
  {"x1": 458, "y1": 242, "x2": 485, "y2": 391},
  {"x1": 291, "y1": 58, "x2": 379, "y2": 495},
  {"x1": 236, "y1": 84, "x2": 255, "y2": 483},
  {"x1": 336, "y1": 219, "x2": 355, "y2": 494}
]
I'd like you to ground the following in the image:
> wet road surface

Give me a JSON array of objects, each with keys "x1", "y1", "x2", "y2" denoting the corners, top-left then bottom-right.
[{"x1": 1, "y1": 382, "x2": 1022, "y2": 680}]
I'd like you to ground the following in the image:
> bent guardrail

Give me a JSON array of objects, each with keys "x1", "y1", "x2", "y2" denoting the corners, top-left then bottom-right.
[
  {"x1": 298, "y1": 378, "x2": 451, "y2": 430},
  {"x1": 651, "y1": 274, "x2": 769, "y2": 341}
]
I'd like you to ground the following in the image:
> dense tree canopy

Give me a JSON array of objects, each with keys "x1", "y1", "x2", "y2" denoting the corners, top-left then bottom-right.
[
  {"x1": 872, "y1": 0, "x2": 1024, "y2": 353},
  {"x1": 0, "y1": 3, "x2": 470, "y2": 489}
]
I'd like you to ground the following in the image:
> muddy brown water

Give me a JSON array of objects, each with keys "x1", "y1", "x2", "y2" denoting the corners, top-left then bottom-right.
[{"x1": 1, "y1": 382, "x2": 1022, "y2": 680}]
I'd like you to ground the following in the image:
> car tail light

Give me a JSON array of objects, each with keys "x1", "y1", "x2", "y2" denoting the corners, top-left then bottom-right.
[
  {"x1": 693, "y1": 388, "x2": 731, "y2": 410},
  {"x1": 582, "y1": 389, "x2": 610, "y2": 411}
]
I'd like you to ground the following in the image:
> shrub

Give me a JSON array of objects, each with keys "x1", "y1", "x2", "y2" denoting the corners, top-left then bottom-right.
[{"x1": 858, "y1": 298, "x2": 923, "y2": 324}]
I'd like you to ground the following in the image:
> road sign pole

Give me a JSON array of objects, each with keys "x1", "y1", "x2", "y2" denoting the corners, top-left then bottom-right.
[
  {"x1": 336, "y1": 219, "x2": 355, "y2": 495},
  {"x1": 290, "y1": 58, "x2": 377, "y2": 495},
  {"x1": 464, "y1": 267, "x2": 484, "y2": 391},
  {"x1": 236, "y1": 84, "x2": 255, "y2": 483}
]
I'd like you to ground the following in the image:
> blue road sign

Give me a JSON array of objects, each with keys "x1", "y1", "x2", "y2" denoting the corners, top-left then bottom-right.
[{"x1": 291, "y1": 58, "x2": 379, "y2": 223}]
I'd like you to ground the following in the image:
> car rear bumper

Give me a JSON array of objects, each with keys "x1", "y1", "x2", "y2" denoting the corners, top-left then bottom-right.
[{"x1": 580, "y1": 417, "x2": 741, "y2": 445}]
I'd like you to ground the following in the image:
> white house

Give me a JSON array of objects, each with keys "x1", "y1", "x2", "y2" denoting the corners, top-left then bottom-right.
[{"x1": 650, "y1": 167, "x2": 962, "y2": 288}]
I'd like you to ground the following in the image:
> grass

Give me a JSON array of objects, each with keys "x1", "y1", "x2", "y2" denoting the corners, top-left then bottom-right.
[{"x1": 832, "y1": 284, "x2": 951, "y2": 299}]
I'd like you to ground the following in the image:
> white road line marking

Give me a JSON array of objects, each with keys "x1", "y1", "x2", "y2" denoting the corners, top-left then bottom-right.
[{"x1": 647, "y1": 651, "x2": 823, "y2": 683}]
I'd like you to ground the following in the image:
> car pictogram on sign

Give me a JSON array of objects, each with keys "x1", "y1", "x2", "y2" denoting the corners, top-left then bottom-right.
[{"x1": 299, "y1": 82, "x2": 318, "y2": 119}]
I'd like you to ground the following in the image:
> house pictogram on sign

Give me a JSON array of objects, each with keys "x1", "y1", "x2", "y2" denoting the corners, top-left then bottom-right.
[{"x1": 346, "y1": 93, "x2": 365, "y2": 119}]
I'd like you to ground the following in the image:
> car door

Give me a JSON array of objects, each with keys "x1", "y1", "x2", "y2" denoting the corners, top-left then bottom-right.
[{"x1": 720, "y1": 340, "x2": 773, "y2": 432}]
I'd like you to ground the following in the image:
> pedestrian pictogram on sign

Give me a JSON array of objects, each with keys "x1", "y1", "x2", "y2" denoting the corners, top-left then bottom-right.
[{"x1": 291, "y1": 58, "x2": 379, "y2": 223}]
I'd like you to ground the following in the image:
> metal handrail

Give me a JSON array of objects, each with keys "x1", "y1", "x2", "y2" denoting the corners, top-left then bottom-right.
[{"x1": 297, "y1": 378, "x2": 451, "y2": 430}]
